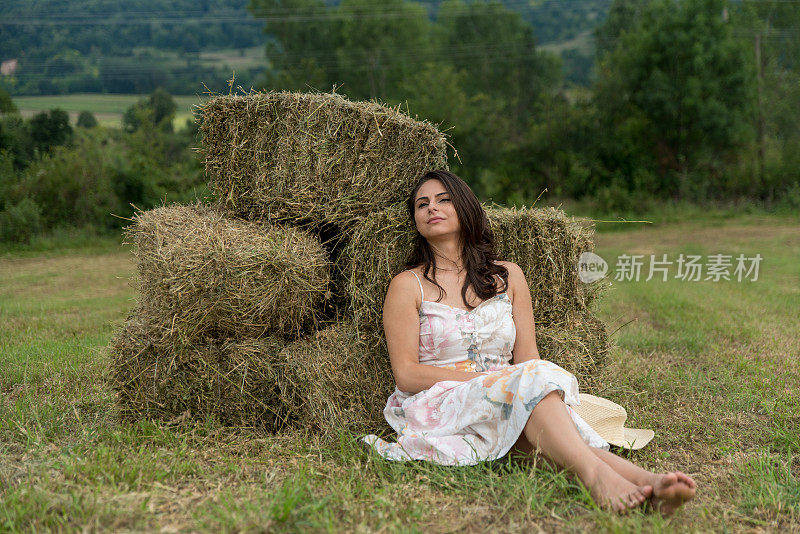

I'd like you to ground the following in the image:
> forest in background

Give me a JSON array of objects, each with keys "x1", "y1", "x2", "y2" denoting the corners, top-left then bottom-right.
[
  {"x1": 0, "y1": 0, "x2": 609, "y2": 95},
  {"x1": 0, "y1": 0, "x2": 798, "y2": 245}
]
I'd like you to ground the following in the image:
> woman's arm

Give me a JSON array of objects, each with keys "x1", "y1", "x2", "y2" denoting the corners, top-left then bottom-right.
[
  {"x1": 383, "y1": 271, "x2": 486, "y2": 395},
  {"x1": 506, "y1": 261, "x2": 541, "y2": 364}
]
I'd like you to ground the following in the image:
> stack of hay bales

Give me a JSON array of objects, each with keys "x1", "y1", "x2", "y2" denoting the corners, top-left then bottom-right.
[{"x1": 109, "y1": 90, "x2": 612, "y2": 439}]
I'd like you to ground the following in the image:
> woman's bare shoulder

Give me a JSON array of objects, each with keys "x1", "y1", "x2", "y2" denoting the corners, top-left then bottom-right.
[
  {"x1": 494, "y1": 260, "x2": 522, "y2": 275},
  {"x1": 493, "y1": 260, "x2": 525, "y2": 296},
  {"x1": 385, "y1": 269, "x2": 421, "y2": 305}
]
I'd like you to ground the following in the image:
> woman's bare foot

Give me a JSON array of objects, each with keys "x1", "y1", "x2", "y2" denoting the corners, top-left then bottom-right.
[
  {"x1": 586, "y1": 462, "x2": 653, "y2": 514},
  {"x1": 649, "y1": 471, "x2": 697, "y2": 516}
]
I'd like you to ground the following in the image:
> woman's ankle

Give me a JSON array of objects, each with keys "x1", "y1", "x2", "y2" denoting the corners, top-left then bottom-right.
[{"x1": 576, "y1": 456, "x2": 611, "y2": 489}]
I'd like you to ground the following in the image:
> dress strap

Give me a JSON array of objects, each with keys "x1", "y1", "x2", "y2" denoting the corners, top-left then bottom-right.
[{"x1": 405, "y1": 270, "x2": 424, "y2": 301}]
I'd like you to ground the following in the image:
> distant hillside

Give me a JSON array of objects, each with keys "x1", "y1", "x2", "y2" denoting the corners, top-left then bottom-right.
[
  {"x1": 0, "y1": 0, "x2": 263, "y2": 57},
  {"x1": 0, "y1": 0, "x2": 611, "y2": 94}
]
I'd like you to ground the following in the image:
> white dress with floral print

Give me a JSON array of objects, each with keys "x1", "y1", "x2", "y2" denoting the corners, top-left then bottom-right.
[{"x1": 362, "y1": 270, "x2": 609, "y2": 466}]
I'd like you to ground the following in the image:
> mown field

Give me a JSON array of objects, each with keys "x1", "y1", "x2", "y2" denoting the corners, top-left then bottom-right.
[
  {"x1": 12, "y1": 46, "x2": 266, "y2": 130},
  {"x1": 0, "y1": 212, "x2": 798, "y2": 532},
  {"x1": 14, "y1": 94, "x2": 210, "y2": 130}
]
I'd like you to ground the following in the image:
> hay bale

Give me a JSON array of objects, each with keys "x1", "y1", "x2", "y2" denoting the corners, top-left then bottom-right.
[
  {"x1": 570, "y1": 217, "x2": 610, "y2": 310},
  {"x1": 341, "y1": 203, "x2": 607, "y2": 336},
  {"x1": 199, "y1": 90, "x2": 449, "y2": 232},
  {"x1": 339, "y1": 202, "x2": 412, "y2": 341},
  {"x1": 127, "y1": 202, "x2": 332, "y2": 342},
  {"x1": 277, "y1": 321, "x2": 395, "y2": 438},
  {"x1": 108, "y1": 313, "x2": 291, "y2": 428},
  {"x1": 488, "y1": 205, "x2": 603, "y2": 321},
  {"x1": 109, "y1": 314, "x2": 394, "y2": 435},
  {"x1": 269, "y1": 317, "x2": 608, "y2": 440},
  {"x1": 533, "y1": 311, "x2": 611, "y2": 394}
]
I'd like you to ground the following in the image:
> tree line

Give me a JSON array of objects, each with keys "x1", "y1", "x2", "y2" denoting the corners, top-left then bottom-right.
[
  {"x1": 0, "y1": 88, "x2": 206, "y2": 243},
  {"x1": 250, "y1": 0, "x2": 799, "y2": 207},
  {"x1": 0, "y1": 0, "x2": 608, "y2": 95}
]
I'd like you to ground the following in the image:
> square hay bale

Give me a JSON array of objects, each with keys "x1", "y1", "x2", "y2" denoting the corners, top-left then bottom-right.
[
  {"x1": 198, "y1": 90, "x2": 449, "y2": 232},
  {"x1": 108, "y1": 313, "x2": 291, "y2": 429},
  {"x1": 341, "y1": 203, "x2": 607, "y2": 334},
  {"x1": 270, "y1": 318, "x2": 608, "y2": 441},
  {"x1": 276, "y1": 321, "x2": 395, "y2": 438},
  {"x1": 488, "y1": 205, "x2": 606, "y2": 319},
  {"x1": 127, "y1": 202, "x2": 333, "y2": 342},
  {"x1": 533, "y1": 311, "x2": 611, "y2": 394},
  {"x1": 109, "y1": 314, "x2": 394, "y2": 435}
]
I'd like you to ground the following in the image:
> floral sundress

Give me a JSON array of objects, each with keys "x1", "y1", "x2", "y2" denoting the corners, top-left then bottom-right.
[{"x1": 361, "y1": 270, "x2": 609, "y2": 466}]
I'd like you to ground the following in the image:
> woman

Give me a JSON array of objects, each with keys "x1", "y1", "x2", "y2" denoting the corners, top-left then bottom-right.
[{"x1": 362, "y1": 170, "x2": 696, "y2": 514}]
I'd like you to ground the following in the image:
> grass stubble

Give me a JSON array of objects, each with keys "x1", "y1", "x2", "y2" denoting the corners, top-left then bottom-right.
[{"x1": 0, "y1": 213, "x2": 798, "y2": 532}]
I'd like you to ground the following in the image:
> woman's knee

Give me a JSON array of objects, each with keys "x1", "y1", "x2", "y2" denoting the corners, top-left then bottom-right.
[
  {"x1": 526, "y1": 389, "x2": 568, "y2": 430},
  {"x1": 537, "y1": 389, "x2": 565, "y2": 409}
]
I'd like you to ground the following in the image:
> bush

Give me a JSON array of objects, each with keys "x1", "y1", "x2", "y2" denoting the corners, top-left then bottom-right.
[
  {"x1": 778, "y1": 181, "x2": 800, "y2": 211},
  {"x1": 29, "y1": 109, "x2": 73, "y2": 154},
  {"x1": 0, "y1": 115, "x2": 34, "y2": 169},
  {"x1": 18, "y1": 140, "x2": 119, "y2": 230},
  {"x1": 0, "y1": 198, "x2": 43, "y2": 243},
  {"x1": 595, "y1": 181, "x2": 634, "y2": 215},
  {"x1": 0, "y1": 150, "x2": 18, "y2": 208},
  {"x1": 0, "y1": 88, "x2": 16, "y2": 114},
  {"x1": 77, "y1": 110, "x2": 98, "y2": 128},
  {"x1": 123, "y1": 88, "x2": 176, "y2": 134}
]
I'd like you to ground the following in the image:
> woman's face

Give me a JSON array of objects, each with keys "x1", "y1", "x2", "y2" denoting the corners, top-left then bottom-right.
[{"x1": 413, "y1": 179, "x2": 460, "y2": 239}]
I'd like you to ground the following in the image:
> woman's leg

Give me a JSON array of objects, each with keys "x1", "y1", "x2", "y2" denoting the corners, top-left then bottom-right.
[
  {"x1": 522, "y1": 390, "x2": 652, "y2": 513},
  {"x1": 513, "y1": 408, "x2": 697, "y2": 516}
]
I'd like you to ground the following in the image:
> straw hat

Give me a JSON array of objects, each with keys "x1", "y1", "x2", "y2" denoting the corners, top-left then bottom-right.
[{"x1": 572, "y1": 394, "x2": 655, "y2": 450}]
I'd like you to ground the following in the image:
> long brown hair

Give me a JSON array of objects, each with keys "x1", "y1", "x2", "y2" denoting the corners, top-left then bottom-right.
[{"x1": 402, "y1": 170, "x2": 508, "y2": 305}]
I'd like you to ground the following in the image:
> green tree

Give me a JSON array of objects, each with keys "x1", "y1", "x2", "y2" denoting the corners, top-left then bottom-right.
[
  {"x1": 250, "y1": 0, "x2": 433, "y2": 100},
  {"x1": 594, "y1": 0, "x2": 756, "y2": 200},
  {"x1": 28, "y1": 109, "x2": 74, "y2": 154},
  {"x1": 123, "y1": 88, "x2": 177, "y2": 133},
  {"x1": 436, "y1": 0, "x2": 561, "y2": 132},
  {"x1": 593, "y1": 0, "x2": 651, "y2": 59},
  {"x1": 335, "y1": 0, "x2": 432, "y2": 99},
  {"x1": 0, "y1": 88, "x2": 17, "y2": 114},
  {"x1": 397, "y1": 62, "x2": 509, "y2": 186},
  {"x1": 0, "y1": 115, "x2": 34, "y2": 169},
  {"x1": 77, "y1": 110, "x2": 98, "y2": 128},
  {"x1": 249, "y1": 0, "x2": 335, "y2": 92},
  {"x1": 728, "y1": 0, "x2": 800, "y2": 200}
]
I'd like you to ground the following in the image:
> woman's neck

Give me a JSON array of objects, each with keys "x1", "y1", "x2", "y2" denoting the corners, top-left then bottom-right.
[{"x1": 427, "y1": 237, "x2": 463, "y2": 272}]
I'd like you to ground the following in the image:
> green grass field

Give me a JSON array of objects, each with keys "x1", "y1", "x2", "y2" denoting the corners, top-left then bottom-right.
[
  {"x1": 14, "y1": 94, "x2": 211, "y2": 130},
  {"x1": 1, "y1": 212, "x2": 798, "y2": 532},
  {"x1": 12, "y1": 46, "x2": 267, "y2": 131}
]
